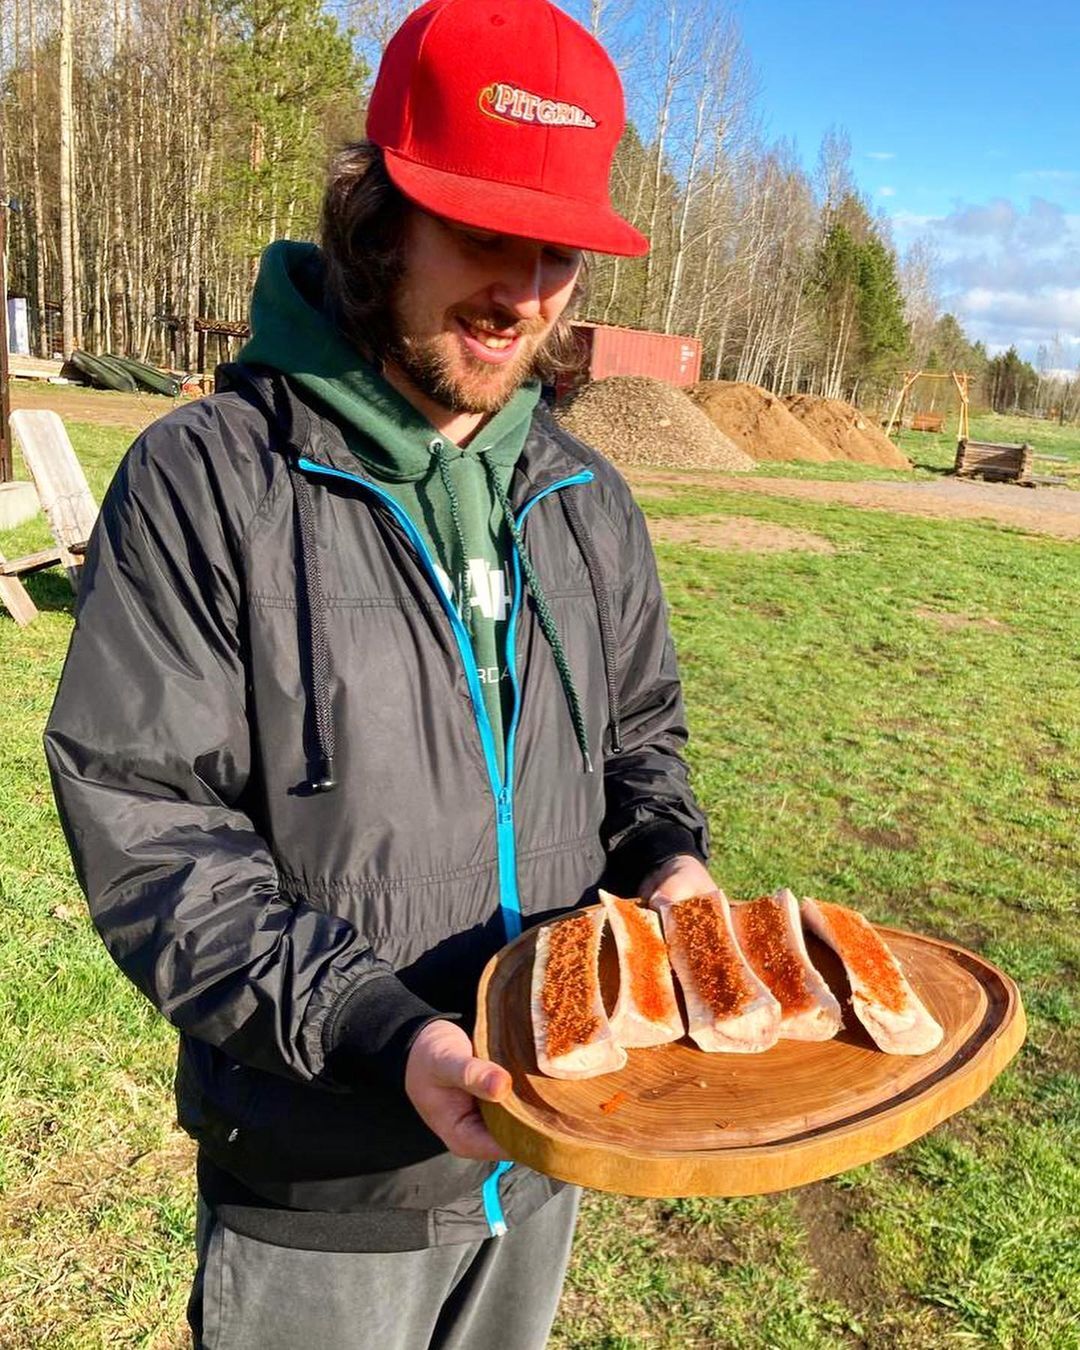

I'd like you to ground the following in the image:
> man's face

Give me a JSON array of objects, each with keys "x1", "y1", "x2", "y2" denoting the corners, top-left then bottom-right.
[{"x1": 386, "y1": 211, "x2": 583, "y2": 416}]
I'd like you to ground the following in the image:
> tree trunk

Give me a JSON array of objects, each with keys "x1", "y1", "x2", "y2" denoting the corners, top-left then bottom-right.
[{"x1": 59, "y1": 0, "x2": 76, "y2": 358}]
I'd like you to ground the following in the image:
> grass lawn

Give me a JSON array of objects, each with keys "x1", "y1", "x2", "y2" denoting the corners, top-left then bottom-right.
[{"x1": 1, "y1": 417, "x2": 1078, "y2": 1347}]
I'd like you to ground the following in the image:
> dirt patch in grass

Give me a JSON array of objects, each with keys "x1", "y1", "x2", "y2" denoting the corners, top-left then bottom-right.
[
  {"x1": 0, "y1": 1129, "x2": 194, "y2": 1236},
  {"x1": 648, "y1": 513, "x2": 836, "y2": 554},
  {"x1": 914, "y1": 606, "x2": 1008, "y2": 632},
  {"x1": 840, "y1": 821, "x2": 918, "y2": 851},
  {"x1": 10, "y1": 381, "x2": 188, "y2": 432},
  {"x1": 793, "y1": 1182, "x2": 923, "y2": 1347}
]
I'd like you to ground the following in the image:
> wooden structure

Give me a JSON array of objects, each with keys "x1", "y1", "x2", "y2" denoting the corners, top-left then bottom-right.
[
  {"x1": 954, "y1": 439, "x2": 1034, "y2": 485},
  {"x1": 12, "y1": 410, "x2": 97, "y2": 588},
  {"x1": 0, "y1": 544, "x2": 66, "y2": 625},
  {"x1": 194, "y1": 316, "x2": 250, "y2": 374},
  {"x1": 475, "y1": 911, "x2": 1024, "y2": 1197},
  {"x1": 0, "y1": 410, "x2": 97, "y2": 625},
  {"x1": 885, "y1": 370, "x2": 970, "y2": 442},
  {"x1": 7, "y1": 354, "x2": 67, "y2": 382},
  {"x1": 911, "y1": 412, "x2": 945, "y2": 434}
]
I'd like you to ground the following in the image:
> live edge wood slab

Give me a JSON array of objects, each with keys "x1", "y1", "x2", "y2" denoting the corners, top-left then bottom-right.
[{"x1": 475, "y1": 910, "x2": 1025, "y2": 1198}]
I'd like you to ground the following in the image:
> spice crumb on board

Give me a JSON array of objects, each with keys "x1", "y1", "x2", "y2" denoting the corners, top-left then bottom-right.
[{"x1": 599, "y1": 1091, "x2": 629, "y2": 1114}]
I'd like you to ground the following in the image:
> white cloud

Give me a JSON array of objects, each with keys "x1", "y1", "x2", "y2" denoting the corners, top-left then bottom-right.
[
  {"x1": 890, "y1": 196, "x2": 1080, "y2": 361},
  {"x1": 878, "y1": 185, "x2": 897, "y2": 198},
  {"x1": 866, "y1": 151, "x2": 895, "y2": 161}
]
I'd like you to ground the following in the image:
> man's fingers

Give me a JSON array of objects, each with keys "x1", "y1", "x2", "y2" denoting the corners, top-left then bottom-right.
[
  {"x1": 458, "y1": 1055, "x2": 512, "y2": 1102},
  {"x1": 427, "y1": 1044, "x2": 510, "y2": 1100},
  {"x1": 415, "y1": 1087, "x2": 510, "y2": 1160},
  {"x1": 442, "y1": 1106, "x2": 509, "y2": 1161}
]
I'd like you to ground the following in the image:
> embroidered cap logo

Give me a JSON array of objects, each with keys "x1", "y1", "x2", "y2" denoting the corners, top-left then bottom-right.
[{"x1": 478, "y1": 82, "x2": 598, "y2": 129}]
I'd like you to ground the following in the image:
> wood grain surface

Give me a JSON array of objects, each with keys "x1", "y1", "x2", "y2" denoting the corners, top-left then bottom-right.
[{"x1": 475, "y1": 911, "x2": 1025, "y2": 1197}]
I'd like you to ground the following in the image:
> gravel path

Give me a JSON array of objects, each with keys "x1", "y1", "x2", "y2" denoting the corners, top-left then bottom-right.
[{"x1": 625, "y1": 469, "x2": 1080, "y2": 541}]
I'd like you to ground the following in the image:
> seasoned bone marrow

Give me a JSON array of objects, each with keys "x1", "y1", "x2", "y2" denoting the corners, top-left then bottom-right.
[
  {"x1": 800, "y1": 897, "x2": 944, "y2": 1055},
  {"x1": 600, "y1": 890, "x2": 685, "y2": 1048},
  {"x1": 531, "y1": 910, "x2": 627, "y2": 1079},
  {"x1": 730, "y1": 888, "x2": 842, "y2": 1041},
  {"x1": 652, "y1": 892, "x2": 780, "y2": 1053}
]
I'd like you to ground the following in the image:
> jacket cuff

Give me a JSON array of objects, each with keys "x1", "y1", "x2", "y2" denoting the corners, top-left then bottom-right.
[
  {"x1": 604, "y1": 821, "x2": 706, "y2": 898},
  {"x1": 323, "y1": 974, "x2": 456, "y2": 1089}
]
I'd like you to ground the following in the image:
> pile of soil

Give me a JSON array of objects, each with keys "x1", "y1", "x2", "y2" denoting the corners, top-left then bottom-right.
[
  {"x1": 688, "y1": 381, "x2": 832, "y2": 463},
  {"x1": 783, "y1": 394, "x2": 911, "y2": 469},
  {"x1": 556, "y1": 376, "x2": 756, "y2": 472}
]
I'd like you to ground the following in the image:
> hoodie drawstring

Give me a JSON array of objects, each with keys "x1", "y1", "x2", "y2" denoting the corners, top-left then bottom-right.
[
  {"x1": 559, "y1": 490, "x2": 623, "y2": 755},
  {"x1": 290, "y1": 463, "x2": 337, "y2": 793},
  {"x1": 433, "y1": 438, "x2": 470, "y2": 609},
  {"x1": 481, "y1": 453, "x2": 593, "y2": 774}
]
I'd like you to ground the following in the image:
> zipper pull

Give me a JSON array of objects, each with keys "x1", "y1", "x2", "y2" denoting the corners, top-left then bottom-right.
[{"x1": 497, "y1": 787, "x2": 512, "y2": 824}]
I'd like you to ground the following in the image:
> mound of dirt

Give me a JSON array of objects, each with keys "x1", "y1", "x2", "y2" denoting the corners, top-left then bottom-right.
[
  {"x1": 783, "y1": 394, "x2": 911, "y2": 469},
  {"x1": 556, "y1": 376, "x2": 756, "y2": 472},
  {"x1": 688, "y1": 381, "x2": 832, "y2": 463}
]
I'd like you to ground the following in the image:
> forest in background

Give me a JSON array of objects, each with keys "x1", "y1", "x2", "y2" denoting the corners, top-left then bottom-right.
[{"x1": 1, "y1": 0, "x2": 1077, "y2": 419}]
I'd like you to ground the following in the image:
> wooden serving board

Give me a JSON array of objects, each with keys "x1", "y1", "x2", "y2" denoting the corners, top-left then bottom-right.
[{"x1": 475, "y1": 912, "x2": 1025, "y2": 1197}]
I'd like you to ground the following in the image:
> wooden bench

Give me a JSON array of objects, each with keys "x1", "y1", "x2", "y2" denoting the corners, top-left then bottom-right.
[
  {"x1": 11, "y1": 409, "x2": 98, "y2": 591},
  {"x1": 1, "y1": 410, "x2": 97, "y2": 625},
  {"x1": 0, "y1": 546, "x2": 65, "y2": 626},
  {"x1": 911, "y1": 412, "x2": 945, "y2": 433},
  {"x1": 954, "y1": 439, "x2": 1034, "y2": 485}
]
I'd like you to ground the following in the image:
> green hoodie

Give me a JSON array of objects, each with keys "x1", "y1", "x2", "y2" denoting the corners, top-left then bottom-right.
[{"x1": 240, "y1": 241, "x2": 540, "y2": 776}]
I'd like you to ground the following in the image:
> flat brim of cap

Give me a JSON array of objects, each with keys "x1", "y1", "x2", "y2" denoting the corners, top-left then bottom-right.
[{"x1": 383, "y1": 149, "x2": 649, "y2": 258}]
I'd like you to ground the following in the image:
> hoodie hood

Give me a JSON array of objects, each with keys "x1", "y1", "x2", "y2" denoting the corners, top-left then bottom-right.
[{"x1": 238, "y1": 240, "x2": 539, "y2": 481}]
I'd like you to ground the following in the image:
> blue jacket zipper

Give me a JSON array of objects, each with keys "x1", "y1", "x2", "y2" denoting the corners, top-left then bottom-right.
[{"x1": 296, "y1": 456, "x2": 594, "y2": 945}]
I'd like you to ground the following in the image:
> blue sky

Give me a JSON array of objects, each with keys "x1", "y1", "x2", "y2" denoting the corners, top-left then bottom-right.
[{"x1": 734, "y1": 0, "x2": 1080, "y2": 366}]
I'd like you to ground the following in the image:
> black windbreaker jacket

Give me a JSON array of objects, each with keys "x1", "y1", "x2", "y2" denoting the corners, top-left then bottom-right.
[{"x1": 44, "y1": 365, "x2": 709, "y2": 1247}]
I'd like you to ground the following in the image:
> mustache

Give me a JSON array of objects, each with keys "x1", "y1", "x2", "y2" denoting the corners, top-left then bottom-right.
[{"x1": 452, "y1": 309, "x2": 549, "y2": 339}]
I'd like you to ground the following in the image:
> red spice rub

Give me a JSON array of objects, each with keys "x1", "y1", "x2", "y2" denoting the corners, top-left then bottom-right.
[
  {"x1": 672, "y1": 896, "x2": 753, "y2": 1018},
  {"x1": 541, "y1": 914, "x2": 600, "y2": 1061},
  {"x1": 735, "y1": 896, "x2": 814, "y2": 1014},
  {"x1": 614, "y1": 899, "x2": 674, "y2": 1022},
  {"x1": 815, "y1": 900, "x2": 906, "y2": 1013},
  {"x1": 599, "y1": 1090, "x2": 629, "y2": 1115}
]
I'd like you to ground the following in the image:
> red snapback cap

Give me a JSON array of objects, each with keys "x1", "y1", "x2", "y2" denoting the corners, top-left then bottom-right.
[{"x1": 366, "y1": 0, "x2": 648, "y2": 257}]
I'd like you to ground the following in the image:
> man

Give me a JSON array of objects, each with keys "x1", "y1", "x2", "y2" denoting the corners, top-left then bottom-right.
[{"x1": 45, "y1": 0, "x2": 714, "y2": 1345}]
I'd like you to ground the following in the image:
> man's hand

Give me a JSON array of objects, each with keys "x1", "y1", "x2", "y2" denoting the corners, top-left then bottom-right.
[
  {"x1": 639, "y1": 853, "x2": 716, "y2": 903},
  {"x1": 404, "y1": 1019, "x2": 512, "y2": 1161}
]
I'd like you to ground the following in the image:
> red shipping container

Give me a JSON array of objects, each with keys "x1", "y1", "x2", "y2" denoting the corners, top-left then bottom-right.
[{"x1": 554, "y1": 322, "x2": 702, "y2": 401}]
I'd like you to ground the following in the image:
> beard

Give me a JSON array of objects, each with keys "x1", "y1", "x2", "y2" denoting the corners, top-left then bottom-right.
[{"x1": 385, "y1": 307, "x2": 557, "y2": 415}]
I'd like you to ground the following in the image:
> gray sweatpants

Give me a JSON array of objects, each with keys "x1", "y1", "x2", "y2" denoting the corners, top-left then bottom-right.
[{"x1": 188, "y1": 1186, "x2": 581, "y2": 1350}]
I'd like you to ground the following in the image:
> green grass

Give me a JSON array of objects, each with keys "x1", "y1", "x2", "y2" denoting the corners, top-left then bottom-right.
[{"x1": 3, "y1": 420, "x2": 1079, "y2": 1346}]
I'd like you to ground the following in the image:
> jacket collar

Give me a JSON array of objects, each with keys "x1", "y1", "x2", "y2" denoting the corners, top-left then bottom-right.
[{"x1": 219, "y1": 362, "x2": 593, "y2": 508}]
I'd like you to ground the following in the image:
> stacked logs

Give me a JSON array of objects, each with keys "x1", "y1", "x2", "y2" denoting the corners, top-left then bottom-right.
[{"x1": 954, "y1": 440, "x2": 1033, "y2": 484}]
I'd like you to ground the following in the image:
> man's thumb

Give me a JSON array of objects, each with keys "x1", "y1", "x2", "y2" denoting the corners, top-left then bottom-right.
[{"x1": 461, "y1": 1056, "x2": 512, "y2": 1102}]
